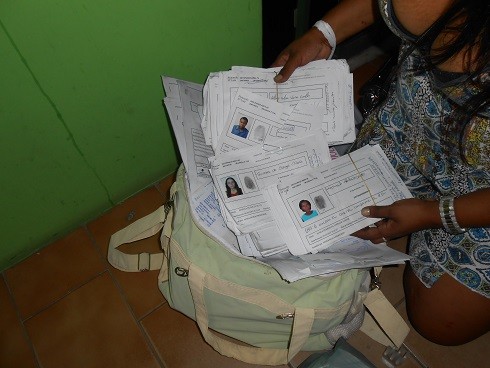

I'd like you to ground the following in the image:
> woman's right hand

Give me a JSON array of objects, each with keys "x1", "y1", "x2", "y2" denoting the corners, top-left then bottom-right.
[{"x1": 271, "y1": 28, "x2": 333, "y2": 83}]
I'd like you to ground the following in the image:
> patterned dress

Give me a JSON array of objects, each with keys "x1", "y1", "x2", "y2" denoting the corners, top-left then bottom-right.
[{"x1": 354, "y1": 0, "x2": 490, "y2": 297}]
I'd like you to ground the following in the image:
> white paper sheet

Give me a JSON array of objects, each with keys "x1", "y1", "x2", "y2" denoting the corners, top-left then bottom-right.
[
  {"x1": 215, "y1": 88, "x2": 291, "y2": 153},
  {"x1": 259, "y1": 236, "x2": 410, "y2": 282},
  {"x1": 203, "y1": 60, "x2": 355, "y2": 148},
  {"x1": 209, "y1": 130, "x2": 331, "y2": 235},
  {"x1": 176, "y1": 80, "x2": 215, "y2": 193},
  {"x1": 263, "y1": 144, "x2": 413, "y2": 255},
  {"x1": 187, "y1": 177, "x2": 240, "y2": 253}
]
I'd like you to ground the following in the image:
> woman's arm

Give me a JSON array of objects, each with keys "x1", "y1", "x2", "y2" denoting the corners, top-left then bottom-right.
[
  {"x1": 353, "y1": 188, "x2": 490, "y2": 243},
  {"x1": 272, "y1": 0, "x2": 378, "y2": 82}
]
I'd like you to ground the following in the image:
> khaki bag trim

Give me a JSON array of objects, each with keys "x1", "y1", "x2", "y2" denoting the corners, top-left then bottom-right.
[
  {"x1": 361, "y1": 288, "x2": 410, "y2": 348},
  {"x1": 169, "y1": 237, "x2": 357, "y2": 319},
  {"x1": 107, "y1": 206, "x2": 167, "y2": 272},
  {"x1": 187, "y1": 262, "x2": 314, "y2": 365}
]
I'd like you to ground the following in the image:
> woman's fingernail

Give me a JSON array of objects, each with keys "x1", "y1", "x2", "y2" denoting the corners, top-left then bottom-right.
[
  {"x1": 361, "y1": 207, "x2": 370, "y2": 216},
  {"x1": 274, "y1": 74, "x2": 283, "y2": 83}
]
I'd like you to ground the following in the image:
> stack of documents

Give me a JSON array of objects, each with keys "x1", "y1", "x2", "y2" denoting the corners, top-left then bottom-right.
[{"x1": 161, "y1": 61, "x2": 410, "y2": 282}]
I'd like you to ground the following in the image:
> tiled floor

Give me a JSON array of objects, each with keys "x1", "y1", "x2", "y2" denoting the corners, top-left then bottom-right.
[{"x1": 2, "y1": 61, "x2": 489, "y2": 368}]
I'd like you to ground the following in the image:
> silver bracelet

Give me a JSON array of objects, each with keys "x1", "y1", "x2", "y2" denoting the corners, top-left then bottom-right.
[
  {"x1": 438, "y1": 196, "x2": 466, "y2": 234},
  {"x1": 313, "y1": 20, "x2": 336, "y2": 60}
]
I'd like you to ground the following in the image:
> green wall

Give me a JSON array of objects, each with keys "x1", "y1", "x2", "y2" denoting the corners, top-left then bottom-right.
[{"x1": 0, "y1": 0, "x2": 262, "y2": 270}]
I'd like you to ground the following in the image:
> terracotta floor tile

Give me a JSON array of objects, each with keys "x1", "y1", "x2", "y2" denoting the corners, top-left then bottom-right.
[
  {"x1": 5, "y1": 227, "x2": 106, "y2": 320},
  {"x1": 87, "y1": 186, "x2": 166, "y2": 319},
  {"x1": 0, "y1": 275, "x2": 37, "y2": 368},
  {"x1": 25, "y1": 272, "x2": 160, "y2": 368},
  {"x1": 142, "y1": 303, "x2": 299, "y2": 368},
  {"x1": 155, "y1": 171, "x2": 177, "y2": 201},
  {"x1": 87, "y1": 186, "x2": 165, "y2": 257},
  {"x1": 111, "y1": 267, "x2": 165, "y2": 319}
]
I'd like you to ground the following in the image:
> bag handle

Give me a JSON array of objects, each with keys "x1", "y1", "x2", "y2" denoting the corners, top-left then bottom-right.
[
  {"x1": 107, "y1": 201, "x2": 173, "y2": 272},
  {"x1": 187, "y1": 263, "x2": 315, "y2": 365}
]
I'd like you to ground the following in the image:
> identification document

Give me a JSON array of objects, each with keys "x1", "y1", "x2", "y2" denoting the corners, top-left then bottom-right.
[
  {"x1": 263, "y1": 144, "x2": 413, "y2": 255},
  {"x1": 209, "y1": 130, "x2": 331, "y2": 234}
]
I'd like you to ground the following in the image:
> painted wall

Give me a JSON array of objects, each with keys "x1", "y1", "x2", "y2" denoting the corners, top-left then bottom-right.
[{"x1": 0, "y1": 0, "x2": 262, "y2": 270}]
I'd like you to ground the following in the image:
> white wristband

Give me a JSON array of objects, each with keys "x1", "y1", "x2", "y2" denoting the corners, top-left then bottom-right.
[{"x1": 313, "y1": 20, "x2": 336, "y2": 60}]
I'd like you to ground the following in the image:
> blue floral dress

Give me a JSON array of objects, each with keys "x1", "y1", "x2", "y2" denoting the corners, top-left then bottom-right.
[{"x1": 354, "y1": 0, "x2": 490, "y2": 297}]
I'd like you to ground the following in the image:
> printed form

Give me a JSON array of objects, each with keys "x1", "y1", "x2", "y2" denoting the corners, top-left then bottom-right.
[
  {"x1": 162, "y1": 77, "x2": 214, "y2": 193},
  {"x1": 177, "y1": 80, "x2": 215, "y2": 193},
  {"x1": 162, "y1": 76, "x2": 204, "y2": 168},
  {"x1": 263, "y1": 144, "x2": 413, "y2": 255},
  {"x1": 209, "y1": 131, "x2": 331, "y2": 235},
  {"x1": 202, "y1": 60, "x2": 354, "y2": 149},
  {"x1": 187, "y1": 178, "x2": 240, "y2": 253},
  {"x1": 216, "y1": 88, "x2": 324, "y2": 154}
]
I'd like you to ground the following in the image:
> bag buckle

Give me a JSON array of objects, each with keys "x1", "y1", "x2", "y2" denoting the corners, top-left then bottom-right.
[
  {"x1": 383, "y1": 344, "x2": 428, "y2": 368},
  {"x1": 164, "y1": 199, "x2": 174, "y2": 218},
  {"x1": 370, "y1": 268, "x2": 382, "y2": 290},
  {"x1": 174, "y1": 267, "x2": 189, "y2": 277},
  {"x1": 382, "y1": 345, "x2": 408, "y2": 367},
  {"x1": 276, "y1": 312, "x2": 294, "y2": 319},
  {"x1": 138, "y1": 252, "x2": 150, "y2": 272},
  {"x1": 383, "y1": 343, "x2": 430, "y2": 368}
]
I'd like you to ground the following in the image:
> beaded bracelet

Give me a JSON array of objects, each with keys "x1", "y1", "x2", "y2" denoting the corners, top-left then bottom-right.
[
  {"x1": 438, "y1": 196, "x2": 466, "y2": 234},
  {"x1": 313, "y1": 20, "x2": 336, "y2": 60}
]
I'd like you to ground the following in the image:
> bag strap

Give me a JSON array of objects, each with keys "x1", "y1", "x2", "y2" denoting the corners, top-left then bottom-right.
[
  {"x1": 107, "y1": 200, "x2": 173, "y2": 272},
  {"x1": 187, "y1": 263, "x2": 315, "y2": 365},
  {"x1": 360, "y1": 267, "x2": 409, "y2": 348},
  {"x1": 361, "y1": 289, "x2": 409, "y2": 348}
]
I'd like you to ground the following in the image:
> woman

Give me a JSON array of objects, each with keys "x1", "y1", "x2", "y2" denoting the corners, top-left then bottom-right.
[
  {"x1": 225, "y1": 177, "x2": 243, "y2": 198},
  {"x1": 272, "y1": 0, "x2": 489, "y2": 345}
]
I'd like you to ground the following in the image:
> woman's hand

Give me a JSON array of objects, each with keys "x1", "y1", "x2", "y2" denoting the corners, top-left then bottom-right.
[
  {"x1": 270, "y1": 0, "x2": 378, "y2": 83},
  {"x1": 352, "y1": 198, "x2": 441, "y2": 243},
  {"x1": 271, "y1": 28, "x2": 332, "y2": 83}
]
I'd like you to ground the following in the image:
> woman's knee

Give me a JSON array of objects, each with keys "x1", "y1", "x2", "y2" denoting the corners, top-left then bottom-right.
[{"x1": 403, "y1": 265, "x2": 490, "y2": 346}]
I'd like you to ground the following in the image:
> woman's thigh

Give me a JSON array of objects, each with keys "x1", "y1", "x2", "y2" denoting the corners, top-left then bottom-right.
[{"x1": 403, "y1": 265, "x2": 490, "y2": 345}]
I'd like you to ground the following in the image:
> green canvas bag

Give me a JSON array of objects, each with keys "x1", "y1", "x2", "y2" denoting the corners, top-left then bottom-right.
[{"x1": 108, "y1": 166, "x2": 409, "y2": 365}]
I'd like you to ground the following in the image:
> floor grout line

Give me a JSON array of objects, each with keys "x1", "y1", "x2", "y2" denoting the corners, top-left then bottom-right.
[
  {"x1": 1, "y1": 273, "x2": 41, "y2": 368},
  {"x1": 20, "y1": 269, "x2": 108, "y2": 323}
]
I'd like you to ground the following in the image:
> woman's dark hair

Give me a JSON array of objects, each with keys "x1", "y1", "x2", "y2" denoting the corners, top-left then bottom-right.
[
  {"x1": 225, "y1": 177, "x2": 242, "y2": 198},
  {"x1": 417, "y1": 0, "x2": 489, "y2": 161}
]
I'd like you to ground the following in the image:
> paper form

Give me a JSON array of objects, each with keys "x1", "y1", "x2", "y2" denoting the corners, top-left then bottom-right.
[
  {"x1": 263, "y1": 144, "x2": 413, "y2": 255},
  {"x1": 215, "y1": 88, "x2": 291, "y2": 153},
  {"x1": 259, "y1": 236, "x2": 410, "y2": 282},
  {"x1": 203, "y1": 60, "x2": 355, "y2": 148},
  {"x1": 177, "y1": 80, "x2": 215, "y2": 193},
  {"x1": 187, "y1": 178, "x2": 240, "y2": 253},
  {"x1": 209, "y1": 130, "x2": 331, "y2": 235}
]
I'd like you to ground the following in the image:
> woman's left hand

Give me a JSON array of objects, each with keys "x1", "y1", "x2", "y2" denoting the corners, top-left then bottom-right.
[{"x1": 352, "y1": 198, "x2": 440, "y2": 243}]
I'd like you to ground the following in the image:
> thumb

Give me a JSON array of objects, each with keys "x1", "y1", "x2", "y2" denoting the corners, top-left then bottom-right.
[
  {"x1": 361, "y1": 205, "x2": 391, "y2": 219},
  {"x1": 274, "y1": 55, "x2": 304, "y2": 83}
]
